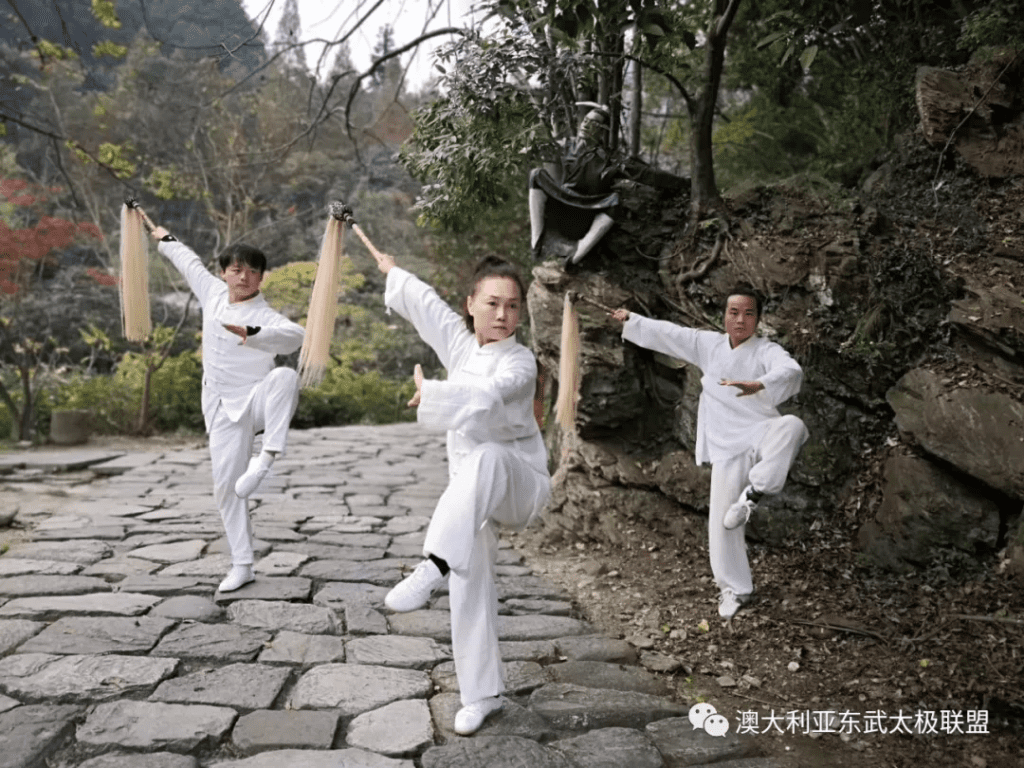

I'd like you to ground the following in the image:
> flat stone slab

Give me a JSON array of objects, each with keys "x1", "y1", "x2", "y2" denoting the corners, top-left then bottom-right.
[
  {"x1": 432, "y1": 659, "x2": 549, "y2": 696},
  {"x1": 30, "y1": 526, "x2": 127, "y2": 541},
  {"x1": 3, "y1": 540, "x2": 113, "y2": 564},
  {"x1": 0, "y1": 450, "x2": 125, "y2": 472},
  {"x1": 150, "y1": 663, "x2": 291, "y2": 710},
  {"x1": 550, "y1": 727, "x2": 665, "y2": 768},
  {"x1": 496, "y1": 639, "x2": 558, "y2": 664},
  {"x1": 227, "y1": 600, "x2": 339, "y2": 635},
  {"x1": 77, "y1": 700, "x2": 237, "y2": 752},
  {"x1": 89, "y1": 453, "x2": 162, "y2": 476},
  {"x1": 0, "y1": 619, "x2": 46, "y2": 654},
  {"x1": 151, "y1": 595, "x2": 224, "y2": 622},
  {"x1": 206, "y1": 748, "x2": 414, "y2": 767},
  {"x1": 81, "y1": 557, "x2": 162, "y2": 579},
  {"x1": 309, "y1": 531, "x2": 391, "y2": 549},
  {"x1": 345, "y1": 604, "x2": 389, "y2": 636},
  {"x1": 283, "y1": 544, "x2": 388, "y2": 561},
  {"x1": 0, "y1": 653, "x2": 178, "y2": 702},
  {"x1": 151, "y1": 623, "x2": 273, "y2": 662},
  {"x1": 496, "y1": 575, "x2": 569, "y2": 601},
  {"x1": 496, "y1": 615, "x2": 595, "y2": 642},
  {"x1": 505, "y1": 598, "x2": 574, "y2": 615},
  {"x1": 78, "y1": 753, "x2": 199, "y2": 768},
  {"x1": 160, "y1": 555, "x2": 233, "y2": 578},
  {"x1": 0, "y1": 558, "x2": 81, "y2": 576},
  {"x1": 529, "y1": 683, "x2": 688, "y2": 730},
  {"x1": 0, "y1": 575, "x2": 112, "y2": 597},
  {"x1": 17, "y1": 616, "x2": 177, "y2": 655},
  {"x1": 116, "y1": 576, "x2": 211, "y2": 595},
  {"x1": 548, "y1": 660, "x2": 671, "y2": 696},
  {"x1": 0, "y1": 592, "x2": 162, "y2": 619},
  {"x1": 345, "y1": 698, "x2": 433, "y2": 758},
  {"x1": 287, "y1": 664, "x2": 432, "y2": 716},
  {"x1": 386, "y1": 609, "x2": 453, "y2": 642},
  {"x1": 253, "y1": 551, "x2": 309, "y2": 576},
  {"x1": 0, "y1": 704, "x2": 81, "y2": 768},
  {"x1": 126, "y1": 539, "x2": 207, "y2": 563},
  {"x1": 313, "y1": 582, "x2": 389, "y2": 610},
  {"x1": 299, "y1": 560, "x2": 405, "y2": 586},
  {"x1": 214, "y1": 577, "x2": 312, "y2": 603},
  {"x1": 422, "y1": 735, "x2": 578, "y2": 768},
  {"x1": 0, "y1": 693, "x2": 19, "y2": 713},
  {"x1": 232, "y1": 709, "x2": 341, "y2": 754},
  {"x1": 554, "y1": 635, "x2": 638, "y2": 664},
  {"x1": 258, "y1": 630, "x2": 346, "y2": 665},
  {"x1": 345, "y1": 635, "x2": 451, "y2": 669},
  {"x1": 646, "y1": 716, "x2": 761, "y2": 766},
  {"x1": 428, "y1": 693, "x2": 556, "y2": 742}
]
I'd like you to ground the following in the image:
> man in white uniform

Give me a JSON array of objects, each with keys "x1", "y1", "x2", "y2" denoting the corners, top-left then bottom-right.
[
  {"x1": 151, "y1": 226, "x2": 304, "y2": 592},
  {"x1": 611, "y1": 288, "x2": 808, "y2": 619}
]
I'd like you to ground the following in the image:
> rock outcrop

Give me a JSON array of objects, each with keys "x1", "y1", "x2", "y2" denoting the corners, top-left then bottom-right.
[{"x1": 527, "y1": 79, "x2": 1024, "y2": 574}]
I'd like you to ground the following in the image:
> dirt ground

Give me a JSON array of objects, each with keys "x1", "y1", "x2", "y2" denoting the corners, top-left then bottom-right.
[{"x1": 508, "y1": 512, "x2": 1024, "y2": 768}]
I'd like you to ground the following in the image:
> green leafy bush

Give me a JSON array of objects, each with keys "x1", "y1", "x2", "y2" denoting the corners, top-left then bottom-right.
[
  {"x1": 43, "y1": 348, "x2": 204, "y2": 434},
  {"x1": 295, "y1": 361, "x2": 416, "y2": 428}
]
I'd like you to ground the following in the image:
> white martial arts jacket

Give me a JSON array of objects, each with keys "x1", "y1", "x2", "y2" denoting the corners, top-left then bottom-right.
[
  {"x1": 622, "y1": 313, "x2": 803, "y2": 465},
  {"x1": 158, "y1": 240, "x2": 305, "y2": 429},
  {"x1": 385, "y1": 267, "x2": 549, "y2": 524}
]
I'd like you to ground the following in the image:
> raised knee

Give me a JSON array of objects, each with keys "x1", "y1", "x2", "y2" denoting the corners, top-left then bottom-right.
[
  {"x1": 268, "y1": 367, "x2": 299, "y2": 388},
  {"x1": 467, "y1": 442, "x2": 506, "y2": 471}
]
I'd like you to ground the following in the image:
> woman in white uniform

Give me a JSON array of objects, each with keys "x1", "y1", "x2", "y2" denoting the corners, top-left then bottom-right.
[
  {"x1": 370, "y1": 250, "x2": 550, "y2": 736},
  {"x1": 610, "y1": 288, "x2": 807, "y2": 620}
]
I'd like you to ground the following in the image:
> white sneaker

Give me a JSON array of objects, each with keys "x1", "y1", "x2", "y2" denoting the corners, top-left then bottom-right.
[
  {"x1": 718, "y1": 588, "x2": 741, "y2": 619},
  {"x1": 454, "y1": 696, "x2": 503, "y2": 735},
  {"x1": 384, "y1": 559, "x2": 445, "y2": 612},
  {"x1": 723, "y1": 485, "x2": 759, "y2": 530},
  {"x1": 235, "y1": 453, "x2": 273, "y2": 498},
  {"x1": 218, "y1": 564, "x2": 255, "y2": 593}
]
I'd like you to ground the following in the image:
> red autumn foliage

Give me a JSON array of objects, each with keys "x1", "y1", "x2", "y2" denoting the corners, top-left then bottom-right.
[
  {"x1": 0, "y1": 177, "x2": 103, "y2": 295},
  {"x1": 86, "y1": 267, "x2": 119, "y2": 286}
]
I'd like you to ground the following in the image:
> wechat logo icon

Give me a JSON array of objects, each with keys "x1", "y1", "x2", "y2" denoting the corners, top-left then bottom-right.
[{"x1": 689, "y1": 702, "x2": 731, "y2": 737}]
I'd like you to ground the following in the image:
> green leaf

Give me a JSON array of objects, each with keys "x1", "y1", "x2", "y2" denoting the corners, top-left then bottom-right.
[
  {"x1": 756, "y1": 30, "x2": 788, "y2": 50},
  {"x1": 799, "y1": 45, "x2": 818, "y2": 72},
  {"x1": 780, "y1": 42, "x2": 795, "y2": 68}
]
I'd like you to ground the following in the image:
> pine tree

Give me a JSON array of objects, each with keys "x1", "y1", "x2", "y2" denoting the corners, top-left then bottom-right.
[{"x1": 274, "y1": 0, "x2": 307, "y2": 73}]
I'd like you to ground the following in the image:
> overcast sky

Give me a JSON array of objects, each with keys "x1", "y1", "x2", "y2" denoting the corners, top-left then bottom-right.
[{"x1": 242, "y1": 0, "x2": 479, "y2": 88}]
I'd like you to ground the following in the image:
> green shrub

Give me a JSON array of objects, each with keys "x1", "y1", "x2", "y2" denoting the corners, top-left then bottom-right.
[
  {"x1": 295, "y1": 361, "x2": 416, "y2": 428},
  {"x1": 45, "y1": 348, "x2": 204, "y2": 434}
]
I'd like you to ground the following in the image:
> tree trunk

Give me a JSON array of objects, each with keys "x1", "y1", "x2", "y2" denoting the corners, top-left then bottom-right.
[
  {"x1": 138, "y1": 364, "x2": 154, "y2": 435},
  {"x1": 18, "y1": 364, "x2": 33, "y2": 441},
  {"x1": 629, "y1": 26, "x2": 642, "y2": 159},
  {"x1": 689, "y1": 0, "x2": 743, "y2": 218}
]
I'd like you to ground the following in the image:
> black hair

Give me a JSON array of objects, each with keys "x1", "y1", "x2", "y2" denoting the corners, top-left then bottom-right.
[
  {"x1": 218, "y1": 244, "x2": 267, "y2": 275},
  {"x1": 463, "y1": 255, "x2": 527, "y2": 333},
  {"x1": 723, "y1": 285, "x2": 762, "y2": 320}
]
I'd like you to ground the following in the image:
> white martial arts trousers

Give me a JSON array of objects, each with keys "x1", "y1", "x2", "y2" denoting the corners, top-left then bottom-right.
[
  {"x1": 708, "y1": 414, "x2": 809, "y2": 596},
  {"x1": 207, "y1": 367, "x2": 300, "y2": 566},
  {"x1": 422, "y1": 442, "x2": 550, "y2": 706}
]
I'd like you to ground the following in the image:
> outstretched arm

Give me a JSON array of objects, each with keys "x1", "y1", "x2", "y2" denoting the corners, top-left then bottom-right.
[
  {"x1": 151, "y1": 226, "x2": 222, "y2": 308},
  {"x1": 384, "y1": 267, "x2": 470, "y2": 371}
]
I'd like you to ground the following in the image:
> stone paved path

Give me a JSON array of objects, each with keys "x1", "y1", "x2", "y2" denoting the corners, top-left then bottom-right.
[{"x1": 0, "y1": 424, "x2": 781, "y2": 768}]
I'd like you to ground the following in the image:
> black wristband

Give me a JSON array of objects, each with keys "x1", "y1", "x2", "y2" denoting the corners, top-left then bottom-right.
[
  {"x1": 245, "y1": 326, "x2": 261, "y2": 336},
  {"x1": 161, "y1": 234, "x2": 177, "y2": 242}
]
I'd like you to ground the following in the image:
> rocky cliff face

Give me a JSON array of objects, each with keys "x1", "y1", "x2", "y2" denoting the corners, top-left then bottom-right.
[{"x1": 527, "y1": 49, "x2": 1024, "y2": 576}]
